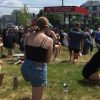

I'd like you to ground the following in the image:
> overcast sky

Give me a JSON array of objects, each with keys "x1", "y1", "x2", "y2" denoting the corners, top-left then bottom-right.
[{"x1": 0, "y1": 0, "x2": 88, "y2": 15}]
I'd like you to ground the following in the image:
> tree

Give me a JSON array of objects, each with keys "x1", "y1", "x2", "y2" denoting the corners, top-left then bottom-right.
[
  {"x1": 44, "y1": 13, "x2": 63, "y2": 27},
  {"x1": 12, "y1": 5, "x2": 31, "y2": 26},
  {"x1": 12, "y1": 10, "x2": 20, "y2": 25},
  {"x1": 36, "y1": 9, "x2": 63, "y2": 27},
  {"x1": 37, "y1": 9, "x2": 44, "y2": 18}
]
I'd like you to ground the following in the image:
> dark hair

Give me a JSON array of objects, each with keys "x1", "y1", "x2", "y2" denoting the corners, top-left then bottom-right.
[
  {"x1": 84, "y1": 27, "x2": 90, "y2": 31},
  {"x1": 8, "y1": 28, "x2": 13, "y2": 33}
]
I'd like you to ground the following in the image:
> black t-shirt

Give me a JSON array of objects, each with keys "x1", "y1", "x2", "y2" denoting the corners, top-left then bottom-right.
[
  {"x1": 82, "y1": 50, "x2": 100, "y2": 79},
  {"x1": 4, "y1": 32, "x2": 16, "y2": 48}
]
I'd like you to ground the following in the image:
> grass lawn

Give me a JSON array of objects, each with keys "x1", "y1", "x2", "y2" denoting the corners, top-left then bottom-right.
[{"x1": 0, "y1": 47, "x2": 100, "y2": 100}]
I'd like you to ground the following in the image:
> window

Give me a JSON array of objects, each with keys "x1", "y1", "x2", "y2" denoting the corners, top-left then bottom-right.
[
  {"x1": 93, "y1": 6, "x2": 97, "y2": 11},
  {"x1": 88, "y1": 6, "x2": 92, "y2": 11}
]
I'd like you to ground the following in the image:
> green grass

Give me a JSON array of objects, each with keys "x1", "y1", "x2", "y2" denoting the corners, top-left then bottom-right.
[{"x1": 0, "y1": 47, "x2": 100, "y2": 100}]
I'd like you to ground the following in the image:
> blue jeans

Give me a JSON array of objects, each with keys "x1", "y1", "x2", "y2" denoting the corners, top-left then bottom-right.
[{"x1": 21, "y1": 59, "x2": 47, "y2": 87}]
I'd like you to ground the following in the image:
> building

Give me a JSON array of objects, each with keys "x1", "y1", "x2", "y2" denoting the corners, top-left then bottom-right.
[
  {"x1": 0, "y1": 15, "x2": 16, "y2": 27},
  {"x1": 81, "y1": 0, "x2": 100, "y2": 17}
]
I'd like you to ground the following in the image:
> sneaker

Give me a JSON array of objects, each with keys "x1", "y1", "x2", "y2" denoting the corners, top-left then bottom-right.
[
  {"x1": 54, "y1": 58, "x2": 60, "y2": 62},
  {"x1": 79, "y1": 52, "x2": 82, "y2": 56},
  {"x1": 73, "y1": 59, "x2": 78, "y2": 63}
]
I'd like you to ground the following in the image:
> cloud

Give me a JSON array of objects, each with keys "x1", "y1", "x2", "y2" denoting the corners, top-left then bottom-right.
[
  {"x1": 29, "y1": 8, "x2": 40, "y2": 14},
  {"x1": 0, "y1": 0, "x2": 23, "y2": 7},
  {"x1": 0, "y1": 0, "x2": 43, "y2": 15},
  {"x1": 37, "y1": 0, "x2": 48, "y2": 2}
]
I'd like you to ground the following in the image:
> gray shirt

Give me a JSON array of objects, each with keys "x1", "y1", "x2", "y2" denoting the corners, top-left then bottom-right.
[{"x1": 68, "y1": 29, "x2": 84, "y2": 49}]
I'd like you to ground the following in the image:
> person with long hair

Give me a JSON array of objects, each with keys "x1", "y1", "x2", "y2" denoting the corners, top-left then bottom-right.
[{"x1": 21, "y1": 17, "x2": 53, "y2": 100}]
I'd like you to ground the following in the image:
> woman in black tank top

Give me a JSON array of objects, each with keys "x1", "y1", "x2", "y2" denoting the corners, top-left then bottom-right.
[{"x1": 21, "y1": 17, "x2": 53, "y2": 100}]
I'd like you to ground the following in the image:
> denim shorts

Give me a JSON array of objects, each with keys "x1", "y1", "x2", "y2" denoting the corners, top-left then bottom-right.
[{"x1": 21, "y1": 59, "x2": 47, "y2": 87}]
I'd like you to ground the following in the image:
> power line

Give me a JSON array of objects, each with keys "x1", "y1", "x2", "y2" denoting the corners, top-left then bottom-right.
[
  {"x1": 0, "y1": 5, "x2": 43, "y2": 8},
  {"x1": 0, "y1": 2, "x2": 60, "y2": 8},
  {"x1": 0, "y1": 0, "x2": 75, "y2": 9}
]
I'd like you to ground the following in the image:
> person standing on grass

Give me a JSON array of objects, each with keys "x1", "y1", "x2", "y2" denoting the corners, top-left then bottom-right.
[
  {"x1": 47, "y1": 28, "x2": 62, "y2": 62},
  {"x1": 46, "y1": 28, "x2": 57, "y2": 45},
  {"x1": 21, "y1": 17, "x2": 53, "y2": 100},
  {"x1": 45, "y1": 27, "x2": 61, "y2": 62},
  {"x1": 82, "y1": 27, "x2": 93, "y2": 55},
  {"x1": 68, "y1": 22, "x2": 84, "y2": 63},
  {"x1": 53, "y1": 31, "x2": 62, "y2": 62},
  {"x1": 4, "y1": 28, "x2": 16, "y2": 59},
  {"x1": 94, "y1": 27, "x2": 100, "y2": 48},
  {"x1": 61, "y1": 29, "x2": 68, "y2": 47}
]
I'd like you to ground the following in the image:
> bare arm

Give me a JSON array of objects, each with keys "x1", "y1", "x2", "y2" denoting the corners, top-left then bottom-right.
[
  {"x1": 47, "y1": 48, "x2": 52, "y2": 63},
  {"x1": 80, "y1": 39, "x2": 84, "y2": 51},
  {"x1": 47, "y1": 40, "x2": 53, "y2": 63},
  {"x1": 51, "y1": 31, "x2": 57, "y2": 44}
]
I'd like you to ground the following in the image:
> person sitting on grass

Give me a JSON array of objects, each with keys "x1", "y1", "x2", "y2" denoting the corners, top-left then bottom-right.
[{"x1": 82, "y1": 44, "x2": 100, "y2": 81}]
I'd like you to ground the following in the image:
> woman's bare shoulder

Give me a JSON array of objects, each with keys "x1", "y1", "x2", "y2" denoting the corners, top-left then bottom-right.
[{"x1": 40, "y1": 33, "x2": 53, "y2": 42}]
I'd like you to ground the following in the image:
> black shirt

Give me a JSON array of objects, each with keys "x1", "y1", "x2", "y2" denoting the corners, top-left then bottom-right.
[{"x1": 25, "y1": 45, "x2": 48, "y2": 63}]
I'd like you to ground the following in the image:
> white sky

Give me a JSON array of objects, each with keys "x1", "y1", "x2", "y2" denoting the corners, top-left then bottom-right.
[{"x1": 0, "y1": 0, "x2": 88, "y2": 15}]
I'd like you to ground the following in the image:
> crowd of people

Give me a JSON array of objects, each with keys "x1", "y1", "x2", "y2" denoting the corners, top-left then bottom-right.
[{"x1": 0, "y1": 16, "x2": 100, "y2": 100}]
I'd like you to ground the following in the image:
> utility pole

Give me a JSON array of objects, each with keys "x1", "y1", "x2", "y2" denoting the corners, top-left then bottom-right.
[
  {"x1": 23, "y1": 4, "x2": 29, "y2": 25},
  {"x1": 24, "y1": 4, "x2": 27, "y2": 25},
  {"x1": 62, "y1": 0, "x2": 64, "y2": 6},
  {"x1": 15, "y1": 12, "x2": 17, "y2": 25},
  {"x1": 62, "y1": 0, "x2": 66, "y2": 23},
  {"x1": 0, "y1": 12, "x2": 2, "y2": 17}
]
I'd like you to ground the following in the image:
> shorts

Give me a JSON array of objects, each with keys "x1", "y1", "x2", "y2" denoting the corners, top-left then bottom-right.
[
  {"x1": 68, "y1": 47, "x2": 80, "y2": 53},
  {"x1": 21, "y1": 59, "x2": 47, "y2": 87},
  {"x1": 95, "y1": 40, "x2": 100, "y2": 44}
]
